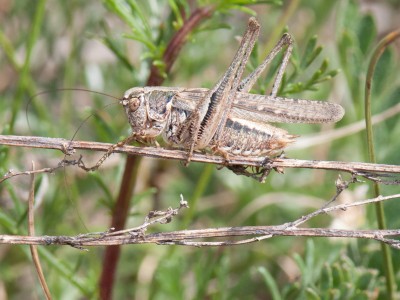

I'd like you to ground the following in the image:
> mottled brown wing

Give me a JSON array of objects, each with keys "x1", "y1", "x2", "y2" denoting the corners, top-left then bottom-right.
[
  {"x1": 232, "y1": 92, "x2": 344, "y2": 124},
  {"x1": 171, "y1": 88, "x2": 209, "y2": 112}
]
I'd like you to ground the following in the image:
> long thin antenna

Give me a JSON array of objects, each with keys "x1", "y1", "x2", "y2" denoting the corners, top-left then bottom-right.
[{"x1": 25, "y1": 88, "x2": 121, "y2": 131}]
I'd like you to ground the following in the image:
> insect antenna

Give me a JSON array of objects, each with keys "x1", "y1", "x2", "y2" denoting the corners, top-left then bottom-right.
[
  {"x1": 68, "y1": 101, "x2": 120, "y2": 142},
  {"x1": 26, "y1": 88, "x2": 122, "y2": 232},
  {"x1": 25, "y1": 88, "x2": 121, "y2": 132}
]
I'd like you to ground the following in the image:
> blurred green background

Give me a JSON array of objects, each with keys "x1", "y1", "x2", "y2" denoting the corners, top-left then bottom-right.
[{"x1": 1, "y1": 0, "x2": 400, "y2": 299}]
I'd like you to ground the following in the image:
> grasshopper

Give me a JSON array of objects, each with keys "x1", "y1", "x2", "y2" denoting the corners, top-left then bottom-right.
[{"x1": 85, "y1": 18, "x2": 344, "y2": 173}]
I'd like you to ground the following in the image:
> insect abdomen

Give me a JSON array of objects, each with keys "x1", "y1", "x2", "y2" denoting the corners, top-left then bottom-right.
[{"x1": 213, "y1": 118, "x2": 296, "y2": 157}]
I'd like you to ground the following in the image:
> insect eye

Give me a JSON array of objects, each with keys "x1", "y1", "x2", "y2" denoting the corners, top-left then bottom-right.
[{"x1": 129, "y1": 97, "x2": 141, "y2": 112}]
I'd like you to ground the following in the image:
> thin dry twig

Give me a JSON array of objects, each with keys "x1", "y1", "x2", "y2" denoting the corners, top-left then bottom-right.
[
  {"x1": 282, "y1": 175, "x2": 359, "y2": 229},
  {"x1": 27, "y1": 162, "x2": 52, "y2": 300},
  {"x1": 1, "y1": 134, "x2": 400, "y2": 184},
  {"x1": 1, "y1": 192, "x2": 399, "y2": 249},
  {"x1": 0, "y1": 158, "x2": 82, "y2": 183}
]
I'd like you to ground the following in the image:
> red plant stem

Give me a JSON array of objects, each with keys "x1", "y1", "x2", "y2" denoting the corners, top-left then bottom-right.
[
  {"x1": 98, "y1": 6, "x2": 214, "y2": 300},
  {"x1": 98, "y1": 155, "x2": 140, "y2": 299},
  {"x1": 147, "y1": 6, "x2": 214, "y2": 85}
]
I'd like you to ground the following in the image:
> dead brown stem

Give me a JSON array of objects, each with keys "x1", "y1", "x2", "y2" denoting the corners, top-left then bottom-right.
[
  {"x1": 1, "y1": 134, "x2": 399, "y2": 185},
  {"x1": 1, "y1": 193, "x2": 399, "y2": 249},
  {"x1": 27, "y1": 163, "x2": 52, "y2": 300}
]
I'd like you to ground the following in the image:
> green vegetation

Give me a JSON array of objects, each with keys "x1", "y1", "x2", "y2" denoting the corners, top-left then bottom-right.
[{"x1": 1, "y1": 0, "x2": 400, "y2": 298}]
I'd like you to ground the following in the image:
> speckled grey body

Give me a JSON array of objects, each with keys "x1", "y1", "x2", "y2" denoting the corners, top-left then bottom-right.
[
  {"x1": 121, "y1": 86, "x2": 343, "y2": 157},
  {"x1": 119, "y1": 18, "x2": 344, "y2": 160}
]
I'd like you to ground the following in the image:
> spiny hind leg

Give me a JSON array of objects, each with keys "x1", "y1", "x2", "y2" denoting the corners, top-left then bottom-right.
[
  {"x1": 184, "y1": 18, "x2": 261, "y2": 164},
  {"x1": 238, "y1": 33, "x2": 293, "y2": 95}
]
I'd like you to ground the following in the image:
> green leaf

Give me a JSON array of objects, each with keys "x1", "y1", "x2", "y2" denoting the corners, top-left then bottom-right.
[
  {"x1": 102, "y1": 36, "x2": 134, "y2": 72},
  {"x1": 331, "y1": 262, "x2": 344, "y2": 287},
  {"x1": 372, "y1": 47, "x2": 393, "y2": 96},
  {"x1": 326, "y1": 69, "x2": 339, "y2": 77},
  {"x1": 168, "y1": 0, "x2": 184, "y2": 28},
  {"x1": 328, "y1": 288, "x2": 341, "y2": 300},
  {"x1": 319, "y1": 263, "x2": 333, "y2": 291},
  {"x1": 356, "y1": 270, "x2": 378, "y2": 291},
  {"x1": 319, "y1": 59, "x2": 328, "y2": 74},
  {"x1": 357, "y1": 14, "x2": 377, "y2": 55},
  {"x1": 301, "y1": 35, "x2": 317, "y2": 68},
  {"x1": 126, "y1": 1, "x2": 153, "y2": 37},
  {"x1": 305, "y1": 287, "x2": 321, "y2": 300},
  {"x1": 88, "y1": 173, "x2": 114, "y2": 208},
  {"x1": 123, "y1": 33, "x2": 157, "y2": 51},
  {"x1": 258, "y1": 267, "x2": 283, "y2": 300},
  {"x1": 0, "y1": 210, "x2": 17, "y2": 233}
]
